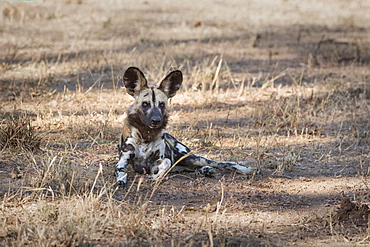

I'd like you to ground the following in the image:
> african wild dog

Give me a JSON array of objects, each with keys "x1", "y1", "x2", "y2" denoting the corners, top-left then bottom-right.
[{"x1": 115, "y1": 67, "x2": 254, "y2": 186}]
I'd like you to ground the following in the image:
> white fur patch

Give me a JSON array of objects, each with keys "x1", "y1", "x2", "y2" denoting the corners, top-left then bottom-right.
[
  {"x1": 116, "y1": 153, "x2": 130, "y2": 169},
  {"x1": 175, "y1": 142, "x2": 188, "y2": 154},
  {"x1": 232, "y1": 163, "x2": 255, "y2": 174}
]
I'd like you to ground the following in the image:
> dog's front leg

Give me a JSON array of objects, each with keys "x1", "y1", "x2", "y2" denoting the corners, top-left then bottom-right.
[
  {"x1": 115, "y1": 152, "x2": 131, "y2": 186},
  {"x1": 149, "y1": 158, "x2": 171, "y2": 180},
  {"x1": 116, "y1": 142, "x2": 135, "y2": 187}
]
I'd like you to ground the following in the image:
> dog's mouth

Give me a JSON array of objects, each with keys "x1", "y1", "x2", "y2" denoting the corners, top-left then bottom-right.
[{"x1": 149, "y1": 122, "x2": 162, "y2": 129}]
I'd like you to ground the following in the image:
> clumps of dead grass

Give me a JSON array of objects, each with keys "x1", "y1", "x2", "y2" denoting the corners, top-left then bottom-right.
[
  {"x1": 24, "y1": 154, "x2": 92, "y2": 198},
  {"x1": 1, "y1": 171, "x2": 265, "y2": 247},
  {"x1": 1, "y1": 194, "x2": 124, "y2": 246},
  {"x1": 1, "y1": 155, "x2": 121, "y2": 246},
  {"x1": 0, "y1": 113, "x2": 41, "y2": 152}
]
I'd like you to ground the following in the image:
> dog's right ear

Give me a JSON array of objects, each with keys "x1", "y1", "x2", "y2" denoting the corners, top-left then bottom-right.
[
  {"x1": 158, "y1": 70, "x2": 183, "y2": 98},
  {"x1": 123, "y1": 67, "x2": 148, "y2": 97}
]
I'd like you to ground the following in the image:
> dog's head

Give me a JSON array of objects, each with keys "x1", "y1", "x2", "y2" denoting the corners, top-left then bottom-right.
[{"x1": 123, "y1": 67, "x2": 182, "y2": 129}]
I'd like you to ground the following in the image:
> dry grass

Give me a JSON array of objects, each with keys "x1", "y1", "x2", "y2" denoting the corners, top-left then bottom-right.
[
  {"x1": 0, "y1": 113, "x2": 41, "y2": 152},
  {"x1": 0, "y1": 0, "x2": 370, "y2": 246}
]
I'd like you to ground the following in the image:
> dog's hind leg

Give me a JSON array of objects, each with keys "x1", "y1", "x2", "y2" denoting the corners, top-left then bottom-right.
[
  {"x1": 179, "y1": 154, "x2": 255, "y2": 175},
  {"x1": 164, "y1": 133, "x2": 255, "y2": 176}
]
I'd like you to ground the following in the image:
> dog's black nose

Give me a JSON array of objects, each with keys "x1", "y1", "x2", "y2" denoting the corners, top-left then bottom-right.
[{"x1": 151, "y1": 117, "x2": 161, "y2": 126}]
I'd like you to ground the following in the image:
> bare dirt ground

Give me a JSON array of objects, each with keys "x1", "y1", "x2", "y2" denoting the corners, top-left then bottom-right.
[{"x1": 1, "y1": 0, "x2": 370, "y2": 246}]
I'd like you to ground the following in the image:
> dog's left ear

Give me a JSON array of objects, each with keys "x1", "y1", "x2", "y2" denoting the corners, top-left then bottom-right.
[
  {"x1": 158, "y1": 70, "x2": 183, "y2": 98},
  {"x1": 123, "y1": 67, "x2": 148, "y2": 97}
]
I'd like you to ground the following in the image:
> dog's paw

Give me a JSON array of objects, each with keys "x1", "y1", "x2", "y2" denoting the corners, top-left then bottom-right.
[
  {"x1": 116, "y1": 179, "x2": 127, "y2": 187},
  {"x1": 116, "y1": 171, "x2": 127, "y2": 187},
  {"x1": 199, "y1": 166, "x2": 216, "y2": 177}
]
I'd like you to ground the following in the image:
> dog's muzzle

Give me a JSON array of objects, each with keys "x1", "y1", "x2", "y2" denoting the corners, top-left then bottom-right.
[{"x1": 148, "y1": 107, "x2": 163, "y2": 128}]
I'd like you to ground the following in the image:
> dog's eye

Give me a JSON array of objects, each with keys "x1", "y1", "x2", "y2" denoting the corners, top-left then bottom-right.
[
  {"x1": 142, "y1": 102, "x2": 150, "y2": 107},
  {"x1": 159, "y1": 102, "x2": 165, "y2": 108}
]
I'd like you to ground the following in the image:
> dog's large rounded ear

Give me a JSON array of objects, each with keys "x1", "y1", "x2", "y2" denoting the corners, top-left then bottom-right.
[
  {"x1": 123, "y1": 67, "x2": 148, "y2": 97},
  {"x1": 158, "y1": 70, "x2": 182, "y2": 98}
]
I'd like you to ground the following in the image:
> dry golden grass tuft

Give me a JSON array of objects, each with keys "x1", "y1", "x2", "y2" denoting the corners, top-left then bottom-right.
[{"x1": 0, "y1": 113, "x2": 41, "y2": 152}]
